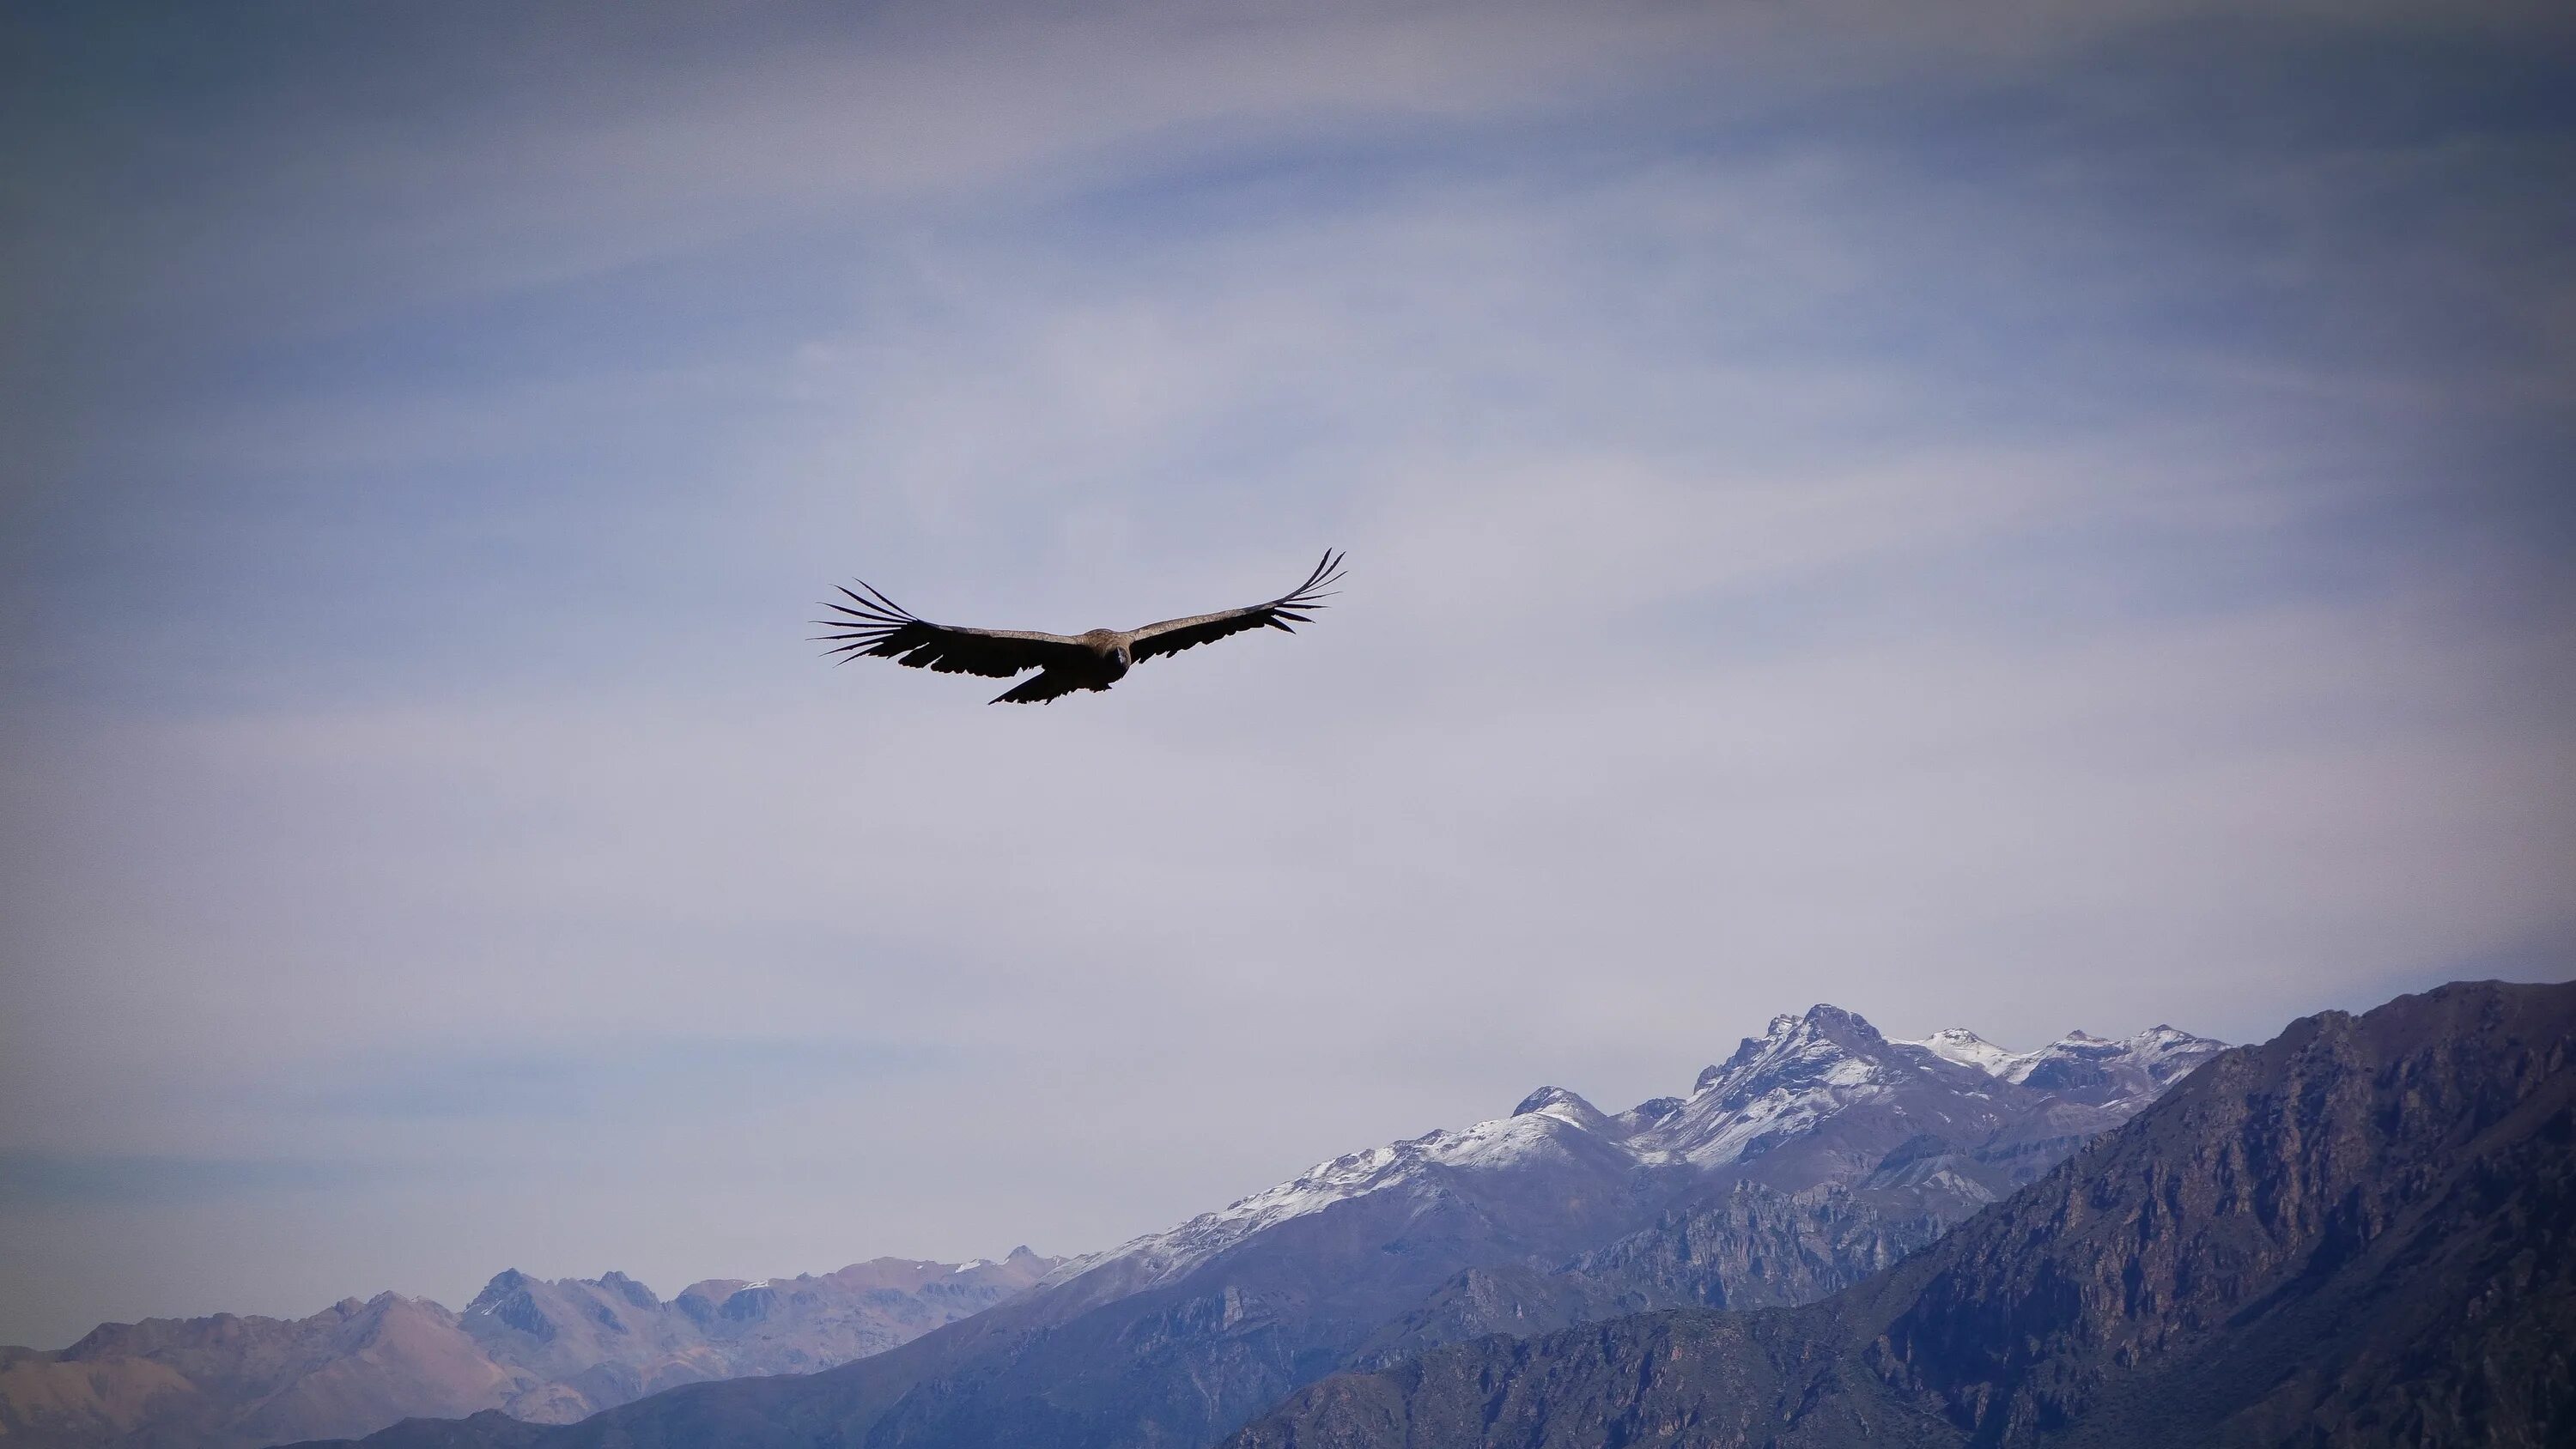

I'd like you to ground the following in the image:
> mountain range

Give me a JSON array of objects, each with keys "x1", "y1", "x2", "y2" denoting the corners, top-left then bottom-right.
[
  {"x1": 295, "y1": 1008, "x2": 2227, "y2": 1449},
  {"x1": 0, "y1": 1250, "x2": 1056, "y2": 1449},
  {"x1": 1230, "y1": 979, "x2": 2576, "y2": 1447}
]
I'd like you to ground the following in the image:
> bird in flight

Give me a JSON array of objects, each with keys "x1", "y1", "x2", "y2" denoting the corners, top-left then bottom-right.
[{"x1": 816, "y1": 550, "x2": 1346, "y2": 703}]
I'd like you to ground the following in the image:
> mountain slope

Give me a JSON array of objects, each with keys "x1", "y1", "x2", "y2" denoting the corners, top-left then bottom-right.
[
  {"x1": 312, "y1": 1005, "x2": 2218, "y2": 1449},
  {"x1": 1346, "y1": 1181, "x2": 1947, "y2": 1368},
  {"x1": 1227, "y1": 979, "x2": 2576, "y2": 1449},
  {"x1": 0, "y1": 1250, "x2": 1056, "y2": 1449}
]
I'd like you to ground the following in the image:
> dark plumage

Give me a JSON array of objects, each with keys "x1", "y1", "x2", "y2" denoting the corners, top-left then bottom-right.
[{"x1": 815, "y1": 551, "x2": 1346, "y2": 703}]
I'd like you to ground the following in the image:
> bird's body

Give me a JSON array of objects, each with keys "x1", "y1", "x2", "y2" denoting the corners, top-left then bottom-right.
[
  {"x1": 995, "y1": 627, "x2": 1132, "y2": 703},
  {"x1": 816, "y1": 552, "x2": 1344, "y2": 703}
]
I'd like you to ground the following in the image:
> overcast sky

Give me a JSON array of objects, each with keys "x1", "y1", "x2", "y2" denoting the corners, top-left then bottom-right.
[{"x1": 3, "y1": 0, "x2": 2572, "y2": 1349}]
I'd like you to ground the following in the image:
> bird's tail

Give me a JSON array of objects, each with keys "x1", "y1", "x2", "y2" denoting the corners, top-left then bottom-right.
[{"x1": 992, "y1": 672, "x2": 1084, "y2": 705}]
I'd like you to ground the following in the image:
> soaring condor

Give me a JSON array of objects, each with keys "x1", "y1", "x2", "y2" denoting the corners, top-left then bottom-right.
[{"x1": 816, "y1": 551, "x2": 1346, "y2": 703}]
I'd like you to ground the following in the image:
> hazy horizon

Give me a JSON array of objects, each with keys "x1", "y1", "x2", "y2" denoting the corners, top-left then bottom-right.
[{"x1": 4, "y1": 0, "x2": 2572, "y2": 1349}]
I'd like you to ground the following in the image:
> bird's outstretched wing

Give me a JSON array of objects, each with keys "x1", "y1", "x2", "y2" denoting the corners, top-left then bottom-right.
[
  {"x1": 1122, "y1": 550, "x2": 1346, "y2": 663},
  {"x1": 814, "y1": 583, "x2": 1091, "y2": 678}
]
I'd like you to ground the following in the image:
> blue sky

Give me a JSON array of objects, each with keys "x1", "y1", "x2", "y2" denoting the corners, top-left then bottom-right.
[{"x1": 3, "y1": 0, "x2": 2572, "y2": 1349}]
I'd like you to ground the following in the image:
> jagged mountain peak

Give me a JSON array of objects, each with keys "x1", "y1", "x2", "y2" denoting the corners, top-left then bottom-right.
[
  {"x1": 1795, "y1": 1001, "x2": 1881, "y2": 1035},
  {"x1": 1688, "y1": 1003, "x2": 1918, "y2": 1106},
  {"x1": 1052, "y1": 1001, "x2": 2216, "y2": 1299},
  {"x1": 463, "y1": 1270, "x2": 533, "y2": 1315},
  {"x1": 464, "y1": 1266, "x2": 660, "y2": 1329},
  {"x1": 594, "y1": 1270, "x2": 659, "y2": 1308}
]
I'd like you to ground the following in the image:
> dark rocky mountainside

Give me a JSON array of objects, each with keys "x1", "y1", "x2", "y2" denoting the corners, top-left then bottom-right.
[
  {"x1": 303, "y1": 1007, "x2": 2217, "y2": 1449},
  {"x1": 0, "y1": 1250, "x2": 1055, "y2": 1449},
  {"x1": 1228, "y1": 979, "x2": 2576, "y2": 1449},
  {"x1": 1347, "y1": 1182, "x2": 1945, "y2": 1369}
]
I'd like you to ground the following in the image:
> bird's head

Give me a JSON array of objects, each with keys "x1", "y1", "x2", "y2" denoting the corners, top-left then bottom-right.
[{"x1": 1111, "y1": 645, "x2": 1132, "y2": 668}]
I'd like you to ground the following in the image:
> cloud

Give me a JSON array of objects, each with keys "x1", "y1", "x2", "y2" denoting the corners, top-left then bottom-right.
[
  {"x1": 0, "y1": 1154, "x2": 364, "y2": 1210},
  {"x1": 264, "y1": 1037, "x2": 947, "y2": 1121}
]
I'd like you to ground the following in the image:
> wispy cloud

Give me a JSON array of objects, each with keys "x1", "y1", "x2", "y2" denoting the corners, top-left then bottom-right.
[
  {"x1": 0, "y1": 1154, "x2": 365, "y2": 1210},
  {"x1": 270, "y1": 1037, "x2": 947, "y2": 1121}
]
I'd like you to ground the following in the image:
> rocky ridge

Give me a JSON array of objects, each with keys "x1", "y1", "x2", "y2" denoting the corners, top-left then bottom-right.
[{"x1": 0, "y1": 1249, "x2": 1056, "y2": 1449}]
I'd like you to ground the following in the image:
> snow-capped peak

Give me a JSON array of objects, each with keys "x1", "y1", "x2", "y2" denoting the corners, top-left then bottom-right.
[
  {"x1": 1512, "y1": 1085, "x2": 1613, "y2": 1134},
  {"x1": 2127, "y1": 1023, "x2": 2225, "y2": 1072},
  {"x1": 1690, "y1": 1003, "x2": 1893, "y2": 1106},
  {"x1": 1898, "y1": 1021, "x2": 2229, "y2": 1106},
  {"x1": 1905, "y1": 1027, "x2": 2022, "y2": 1076},
  {"x1": 1044, "y1": 1002, "x2": 2225, "y2": 1296}
]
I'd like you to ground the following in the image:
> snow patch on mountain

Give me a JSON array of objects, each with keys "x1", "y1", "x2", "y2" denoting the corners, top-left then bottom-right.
[
  {"x1": 1896, "y1": 1022, "x2": 2227, "y2": 1108},
  {"x1": 1047, "y1": 1003, "x2": 2227, "y2": 1294},
  {"x1": 1906, "y1": 1027, "x2": 2021, "y2": 1075},
  {"x1": 1048, "y1": 1111, "x2": 1618, "y2": 1288}
]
